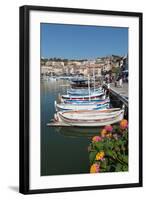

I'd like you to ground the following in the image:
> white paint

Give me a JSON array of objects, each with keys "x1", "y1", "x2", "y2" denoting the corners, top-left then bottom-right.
[{"x1": 29, "y1": 10, "x2": 139, "y2": 190}]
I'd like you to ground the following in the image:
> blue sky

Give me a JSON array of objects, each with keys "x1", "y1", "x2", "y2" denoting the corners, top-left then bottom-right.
[{"x1": 41, "y1": 23, "x2": 128, "y2": 59}]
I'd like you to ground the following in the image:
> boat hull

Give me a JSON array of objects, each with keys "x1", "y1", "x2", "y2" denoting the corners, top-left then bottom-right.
[
  {"x1": 67, "y1": 88, "x2": 103, "y2": 95},
  {"x1": 55, "y1": 109, "x2": 124, "y2": 127},
  {"x1": 63, "y1": 98, "x2": 110, "y2": 105},
  {"x1": 55, "y1": 102, "x2": 109, "y2": 111},
  {"x1": 61, "y1": 93, "x2": 105, "y2": 101}
]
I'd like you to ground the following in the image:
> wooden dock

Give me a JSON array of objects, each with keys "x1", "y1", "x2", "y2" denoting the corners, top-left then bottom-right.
[{"x1": 104, "y1": 83, "x2": 128, "y2": 107}]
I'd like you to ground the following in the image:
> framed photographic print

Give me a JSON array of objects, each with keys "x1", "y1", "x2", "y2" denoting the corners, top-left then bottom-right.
[{"x1": 19, "y1": 5, "x2": 143, "y2": 194}]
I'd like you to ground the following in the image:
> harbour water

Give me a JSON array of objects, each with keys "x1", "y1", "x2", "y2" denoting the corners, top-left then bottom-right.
[
  {"x1": 41, "y1": 78, "x2": 126, "y2": 176},
  {"x1": 41, "y1": 79, "x2": 102, "y2": 176}
]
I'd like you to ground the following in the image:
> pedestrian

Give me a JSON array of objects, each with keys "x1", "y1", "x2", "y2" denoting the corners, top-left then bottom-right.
[
  {"x1": 119, "y1": 76, "x2": 123, "y2": 88},
  {"x1": 115, "y1": 80, "x2": 117, "y2": 87}
]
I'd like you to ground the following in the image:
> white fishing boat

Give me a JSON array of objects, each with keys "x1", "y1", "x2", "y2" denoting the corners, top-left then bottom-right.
[
  {"x1": 67, "y1": 87, "x2": 103, "y2": 95},
  {"x1": 62, "y1": 98, "x2": 109, "y2": 105},
  {"x1": 61, "y1": 91, "x2": 104, "y2": 100},
  {"x1": 55, "y1": 100, "x2": 109, "y2": 111},
  {"x1": 54, "y1": 108, "x2": 124, "y2": 127}
]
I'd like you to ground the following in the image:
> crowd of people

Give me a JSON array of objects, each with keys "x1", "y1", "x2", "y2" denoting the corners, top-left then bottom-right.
[{"x1": 103, "y1": 72, "x2": 128, "y2": 88}]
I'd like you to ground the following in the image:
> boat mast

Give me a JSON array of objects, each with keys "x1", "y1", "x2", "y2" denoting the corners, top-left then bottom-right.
[
  {"x1": 93, "y1": 66, "x2": 95, "y2": 92},
  {"x1": 88, "y1": 74, "x2": 91, "y2": 101}
]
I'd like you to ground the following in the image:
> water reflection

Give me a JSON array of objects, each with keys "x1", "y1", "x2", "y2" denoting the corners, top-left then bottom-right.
[{"x1": 55, "y1": 127, "x2": 102, "y2": 138}]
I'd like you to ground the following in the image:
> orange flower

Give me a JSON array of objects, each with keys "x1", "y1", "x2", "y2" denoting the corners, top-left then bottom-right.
[
  {"x1": 90, "y1": 163, "x2": 100, "y2": 173},
  {"x1": 120, "y1": 119, "x2": 128, "y2": 130},
  {"x1": 101, "y1": 129, "x2": 107, "y2": 138},
  {"x1": 96, "y1": 151, "x2": 105, "y2": 161}
]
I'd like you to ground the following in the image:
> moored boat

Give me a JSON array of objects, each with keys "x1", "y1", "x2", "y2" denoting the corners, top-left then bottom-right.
[
  {"x1": 61, "y1": 91, "x2": 105, "y2": 101},
  {"x1": 62, "y1": 98, "x2": 110, "y2": 105},
  {"x1": 55, "y1": 100, "x2": 109, "y2": 111},
  {"x1": 70, "y1": 78, "x2": 93, "y2": 88},
  {"x1": 67, "y1": 87, "x2": 103, "y2": 95},
  {"x1": 54, "y1": 108, "x2": 124, "y2": 127}
]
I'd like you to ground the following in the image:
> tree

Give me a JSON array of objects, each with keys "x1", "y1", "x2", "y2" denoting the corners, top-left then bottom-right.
[{"x1": 112, "y1": 67, "x2": 121, "y2": 76}]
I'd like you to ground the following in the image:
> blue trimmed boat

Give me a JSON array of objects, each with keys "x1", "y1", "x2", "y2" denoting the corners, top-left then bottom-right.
[{"x1": 55, "y1": 100, "x2": 109, "y2": 111}]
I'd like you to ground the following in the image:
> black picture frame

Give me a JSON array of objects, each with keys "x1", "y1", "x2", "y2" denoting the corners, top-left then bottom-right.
[{"x1": 19, "y1": 5, "x2": 143, "y2": 194}]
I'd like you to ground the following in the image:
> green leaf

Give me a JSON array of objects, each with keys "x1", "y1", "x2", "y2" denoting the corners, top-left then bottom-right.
[
  {"x1": 100, "y1": 168, "x2": 106, "y2": 172},
  {"x1": 106, "y1": 165, "x2": 111, "y2": 171},
  {"x1": 122, "y1": 155, "x2": 128, "y2": 164},
  {"x1": 100, "y1": 160, "x2": 107, "y2": 169},
  {"x1": 122, "y1": 165, "x2": 128, "y2": 171},
  {"x1": 106, "y1": 149, "x2": 114, "y2": 157},
  {"x1": 94, "y1": 142, "x2": 104, "y2": 151},
  {"x1": 115, "y1": 163, "x2": 122, "y2": 172},
  {"x1": 89, "y1": 151, "x2": 97, "y2": 165}
]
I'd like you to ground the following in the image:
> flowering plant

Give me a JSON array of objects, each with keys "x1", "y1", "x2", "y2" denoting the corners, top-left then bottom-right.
[{"x1": 88, "y1": 119, "x2": 128, "y2": 173}]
